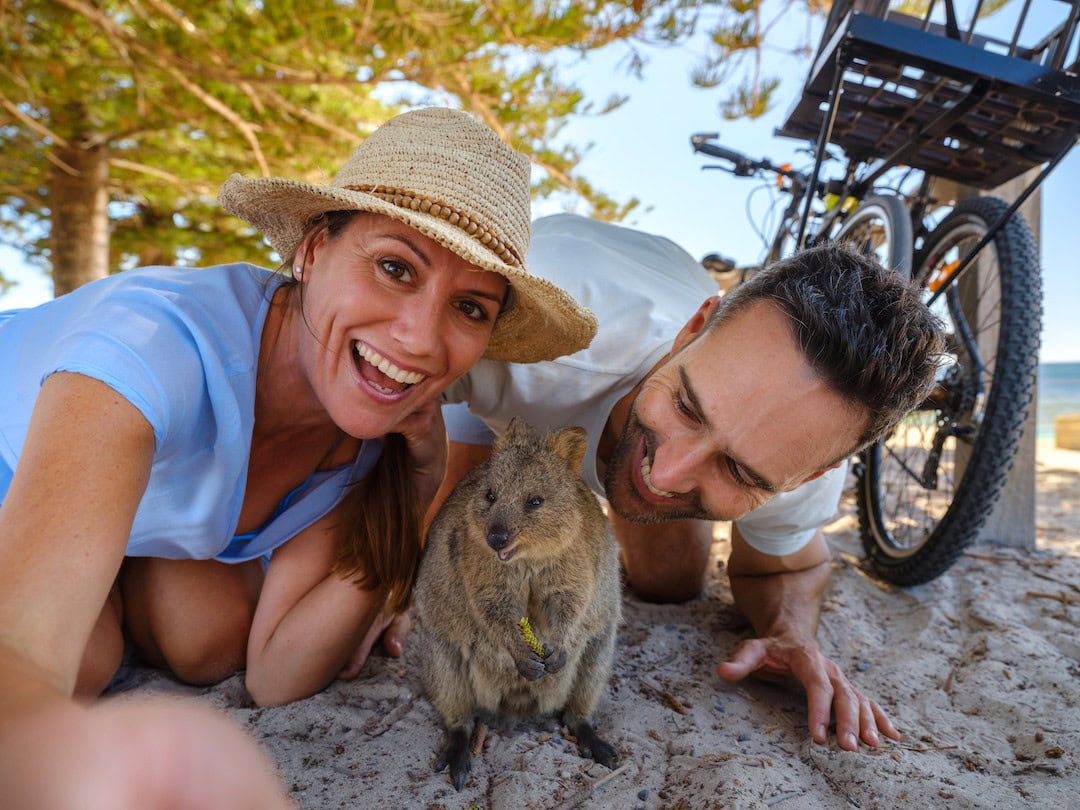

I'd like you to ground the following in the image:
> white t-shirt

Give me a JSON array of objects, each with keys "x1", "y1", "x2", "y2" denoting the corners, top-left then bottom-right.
[{"x1": 441, "y1": 214, "x2": 846, "y2": 557}]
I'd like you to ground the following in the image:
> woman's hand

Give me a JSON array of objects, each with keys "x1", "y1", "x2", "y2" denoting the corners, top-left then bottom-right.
[
  {"x1": 395, "y1": 399, "x2": 448, "y2": 506},
  {"x1": 337, "y1": 612, "x2": 412, "y2": 679},
  {"x1": 0, "y1": 698, "x2": 294, "y2": 810}
]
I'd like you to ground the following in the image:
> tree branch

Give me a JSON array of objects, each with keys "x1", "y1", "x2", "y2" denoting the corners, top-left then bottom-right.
[
  {"x1": 108, "y1": 157, "x2": 183, "y2": 184},
  {"x1": 159, "y1": 63, "x2": 270, "y2": 175},
  {"x1": 0, "y1": 96, "x2": 70, "y2": 147}
]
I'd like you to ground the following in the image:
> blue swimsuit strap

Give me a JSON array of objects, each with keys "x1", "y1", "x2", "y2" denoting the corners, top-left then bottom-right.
[{"x1": 231, "y1": 436, "x2": 343, "y2": 543}]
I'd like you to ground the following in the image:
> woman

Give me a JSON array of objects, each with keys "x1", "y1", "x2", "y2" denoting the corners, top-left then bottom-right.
[{"x1": 0, "y1": 107, "x2": 596, "y2": 806}]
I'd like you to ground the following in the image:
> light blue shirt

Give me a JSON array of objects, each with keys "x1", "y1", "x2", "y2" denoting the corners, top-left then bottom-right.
[{"x1": 0, "y1": 262, "x2": 381, "y2": 561}]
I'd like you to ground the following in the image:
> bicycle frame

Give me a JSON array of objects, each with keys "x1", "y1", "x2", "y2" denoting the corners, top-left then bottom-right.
[{"x1": 779, "y1": 0, "x2": 1080, "y2": 289}]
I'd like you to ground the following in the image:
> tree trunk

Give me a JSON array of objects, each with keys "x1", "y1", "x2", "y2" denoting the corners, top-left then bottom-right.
[{"x1": 48, "y1": 138, "x2": 110, "y2": 296}]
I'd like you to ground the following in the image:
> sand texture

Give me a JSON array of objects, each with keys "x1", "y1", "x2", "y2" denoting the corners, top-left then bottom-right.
[{"x1": 106, "y1": 440, "x2": 1080, "y2": 808}]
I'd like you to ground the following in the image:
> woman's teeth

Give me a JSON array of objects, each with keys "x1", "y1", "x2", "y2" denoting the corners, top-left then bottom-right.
[
  {"x1": 640, "y1": 457, "x2": 675, "y2": 498},
  {"x1": 355, "y1": 343, "x2": 426, "y2": 385}
]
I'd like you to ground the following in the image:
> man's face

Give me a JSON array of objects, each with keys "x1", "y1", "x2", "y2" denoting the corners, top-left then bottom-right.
[{"x1": 604, "y1": 299, "x2": 868, "y2": 524}]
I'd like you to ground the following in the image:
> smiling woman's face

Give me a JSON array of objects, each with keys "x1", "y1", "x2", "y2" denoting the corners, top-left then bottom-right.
[{"x1": 292, "y1": 212, "x2": 507, "y2": 439}]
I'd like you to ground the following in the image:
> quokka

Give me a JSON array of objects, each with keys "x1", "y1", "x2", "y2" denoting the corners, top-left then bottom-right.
[{"x1": 413, "y1": 418, "x2": 621, "y2": 790}]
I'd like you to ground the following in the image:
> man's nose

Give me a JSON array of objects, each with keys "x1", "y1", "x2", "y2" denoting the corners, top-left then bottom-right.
[{"x1": 648, "y1": 437, "x2": 706, "y2": 495}]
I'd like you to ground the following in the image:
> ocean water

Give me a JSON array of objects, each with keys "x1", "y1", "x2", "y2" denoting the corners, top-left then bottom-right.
[{"x1": 1037, "y1": 362, "x2": 1080, "y2": 439}]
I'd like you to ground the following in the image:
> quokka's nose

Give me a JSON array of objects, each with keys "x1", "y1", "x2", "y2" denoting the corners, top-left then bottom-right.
[{"x1": 486, "y1": 526, "x2": 510, "y2": 551}]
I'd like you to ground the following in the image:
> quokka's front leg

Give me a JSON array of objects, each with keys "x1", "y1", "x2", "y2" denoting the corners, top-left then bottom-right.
[
  {"x1": 532, "y1": 589, "x2": 589, "y2": 675},
  {"x1": 474, "y1": 589, "x2": 548, "y2": 681}
]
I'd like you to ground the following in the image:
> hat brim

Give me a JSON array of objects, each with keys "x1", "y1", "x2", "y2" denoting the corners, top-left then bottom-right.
[{"x1": 219, "y1": 174, "x2": 596, "y2": 363}]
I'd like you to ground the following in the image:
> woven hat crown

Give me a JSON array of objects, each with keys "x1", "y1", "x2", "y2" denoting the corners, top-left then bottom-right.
[
  {"x1": 330, "y1": 107, "x2": 533, "y2": 269},
  {"x1": 218, "y1": 107, "x2": 598, "y2": 363}
]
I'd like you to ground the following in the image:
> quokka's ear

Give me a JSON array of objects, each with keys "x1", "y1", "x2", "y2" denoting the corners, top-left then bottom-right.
[
  {"x1": 547, "y1": 426, "x2": 587, "y2": 474},
  {"x1": 495, "y1": 416, "x2": 531, "y2": 452}
]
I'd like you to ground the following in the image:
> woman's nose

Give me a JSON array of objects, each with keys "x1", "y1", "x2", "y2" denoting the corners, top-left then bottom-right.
[{"x1": 391, "y1": 292, "x2": 445, "y2": 357}]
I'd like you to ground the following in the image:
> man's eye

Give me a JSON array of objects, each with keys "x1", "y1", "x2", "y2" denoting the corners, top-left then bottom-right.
[
  {"x1": 675, "y1": 392, "x2": 696, "y2": 420},
  {"x1": 727, "y1": 459, "x2": 749, "y2": 487}
]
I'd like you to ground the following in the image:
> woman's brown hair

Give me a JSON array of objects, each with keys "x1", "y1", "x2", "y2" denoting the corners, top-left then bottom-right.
[
  {"x1": 287, "y1": 210, "x2": 424, "y2": 614},
  {"x1": 335, "y1": 432, "x2": 422, "y2": 614}
]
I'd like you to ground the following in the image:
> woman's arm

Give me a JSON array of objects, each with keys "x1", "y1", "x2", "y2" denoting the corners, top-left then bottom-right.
[
  {"x1": 245, "y1": 505, "x2": 386, "y2": 707},
  {"x1": 0, "y1": 371, "x2": 154, "y2": 709}
]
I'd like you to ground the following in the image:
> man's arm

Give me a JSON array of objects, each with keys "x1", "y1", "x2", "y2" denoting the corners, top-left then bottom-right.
[
  {"x1": 607, "y1": 511, "x2": 713, "y2": 603},
  {"x1": 719, "y1": 525, "x2": 900, "y2": 750}
]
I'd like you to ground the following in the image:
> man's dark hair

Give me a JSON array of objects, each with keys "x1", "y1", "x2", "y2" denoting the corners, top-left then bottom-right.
[{"x1": 706, "y1": 240, "x2": 945, "y2": 455}]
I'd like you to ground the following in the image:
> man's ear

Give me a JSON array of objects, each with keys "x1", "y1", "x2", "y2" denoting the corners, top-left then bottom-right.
[
  {"x1": 671, "y1": 296, "x2": 722, "y2": 353},
  {"x1": 795, "y1": 462, "x2": 843, "y2": 488}
]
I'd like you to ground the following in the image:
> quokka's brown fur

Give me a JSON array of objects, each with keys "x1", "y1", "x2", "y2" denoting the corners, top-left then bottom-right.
[{"x1": 413, "y1": 418, "x2": 621, "y2": 791}]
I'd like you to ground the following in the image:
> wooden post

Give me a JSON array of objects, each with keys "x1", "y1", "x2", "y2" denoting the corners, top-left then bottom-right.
[
  {"x1": 983, "y1": 170, "x2": 1039, "y2": 549},
  {"x1": 932, "y1": 172, "x2": 1040, "y2": 549}
]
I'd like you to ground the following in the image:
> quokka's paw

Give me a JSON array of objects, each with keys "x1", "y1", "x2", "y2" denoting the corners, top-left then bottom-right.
[
  {"x1": 573, "y1": 721, "x2": 619, "y2": 770},
  {"x1": 513, "y1": 649, "x2": 547, "y2": 681},
  {"x1": 434, "y1": 728, "x2": 473, "y2": 791},
  {"x1": 542, "y1": 644, "x2": 567, "y2": 674}
]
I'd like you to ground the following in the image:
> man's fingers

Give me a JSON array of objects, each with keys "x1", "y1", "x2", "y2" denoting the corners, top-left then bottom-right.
[
  {"x1": 801, "y1": 675, "x2": 834, "y2": 744},
  {"x1": 871, "y1": 699, "x2": 901, "y2": 741},
  {"x1": 781, "y1": 649, "x2": 832, "y2": 744},
  {"x1": 830, "y1": 680, "x2": 863, "y2": 751},
  {"x1": 717, "y1": 638, "x2": 902, "y2": 750},
  {"x1": 715, "y1": 638, "x2": 767, "y2": 682}
]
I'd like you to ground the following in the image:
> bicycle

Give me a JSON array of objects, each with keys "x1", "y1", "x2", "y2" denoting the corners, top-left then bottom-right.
[{"x1": 691, "y1": 0, "x2": 1080, "y2": 586}]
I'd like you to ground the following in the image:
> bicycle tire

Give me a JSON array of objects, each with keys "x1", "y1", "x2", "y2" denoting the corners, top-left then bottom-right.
[
  {"x1": 856, "y1": 196, "x2": 1042, "y2": 585},
  {"x1": 832, "y1": 194, "x2": 913, "y2": 279}
]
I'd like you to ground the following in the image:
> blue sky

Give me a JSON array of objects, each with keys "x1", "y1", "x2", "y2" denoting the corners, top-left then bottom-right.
[
  {"x1": 538, "y1": 24, "x2": 1078, "y2": 364},
  {"x1": 2, "y1": 4, "x2": 1077, "y2": 361}
]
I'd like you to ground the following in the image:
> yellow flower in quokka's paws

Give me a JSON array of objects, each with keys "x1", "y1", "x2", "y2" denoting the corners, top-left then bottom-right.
[{"x1": 518, "y1": 617, "x2": 545, "y2": 656}]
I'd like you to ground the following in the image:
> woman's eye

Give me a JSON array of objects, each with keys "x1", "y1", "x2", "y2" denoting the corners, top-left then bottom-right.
[
  {"x1": 458, "y1": 299, "x2": 490, "y2": 322},
  {"x1": 380, "y1": 259, "x2": 412, "y2": 282}
]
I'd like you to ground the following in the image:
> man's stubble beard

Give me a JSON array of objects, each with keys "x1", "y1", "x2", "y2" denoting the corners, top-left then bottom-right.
[{"x1": 603, "y1": 410, "x2": 709, "y2": 525}]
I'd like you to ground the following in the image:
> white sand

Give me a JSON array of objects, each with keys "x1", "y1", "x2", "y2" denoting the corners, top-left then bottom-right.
[{"x1": 107, "y1": 440, "x2": 1080, "y2": 808}]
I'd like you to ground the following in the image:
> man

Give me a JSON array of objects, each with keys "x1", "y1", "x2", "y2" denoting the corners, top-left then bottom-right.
[{"x1": 437, "y1": 213, "x2": 943, "y2": 751}]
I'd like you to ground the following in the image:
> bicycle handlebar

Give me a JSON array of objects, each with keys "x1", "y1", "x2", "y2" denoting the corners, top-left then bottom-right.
[{"x1": 690, "y1": 132, "x2": 806, "y2": 183}]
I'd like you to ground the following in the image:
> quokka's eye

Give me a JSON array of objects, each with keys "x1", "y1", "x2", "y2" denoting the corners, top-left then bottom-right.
[
  {"x1": 525, "y1": 496, "x2": 544, "y2": 510},
  {"x1": 486, "y1": 489, "x2": 497, "y2": 503}
]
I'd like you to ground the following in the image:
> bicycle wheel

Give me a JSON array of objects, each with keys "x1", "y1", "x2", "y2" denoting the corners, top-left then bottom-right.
[
  {"x1": 832, "y1": 194, "x2": 913, "y2": 279},
  {"x1": 856, "y1": 196, "x2": 1042, "y2": 585}
]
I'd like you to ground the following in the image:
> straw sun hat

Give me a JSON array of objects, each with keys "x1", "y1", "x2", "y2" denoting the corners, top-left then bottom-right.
[{"x1": 218, "y1": 107, "x2": 597, "y2": 363}]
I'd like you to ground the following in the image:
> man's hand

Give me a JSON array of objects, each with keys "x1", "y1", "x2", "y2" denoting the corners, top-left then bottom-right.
[
  {"x1": 717, "y1": 634, "x2": 900, "y2": 750},
  {"x1": 725, "y1": 525, "x2": 900, "y2": 751}
]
